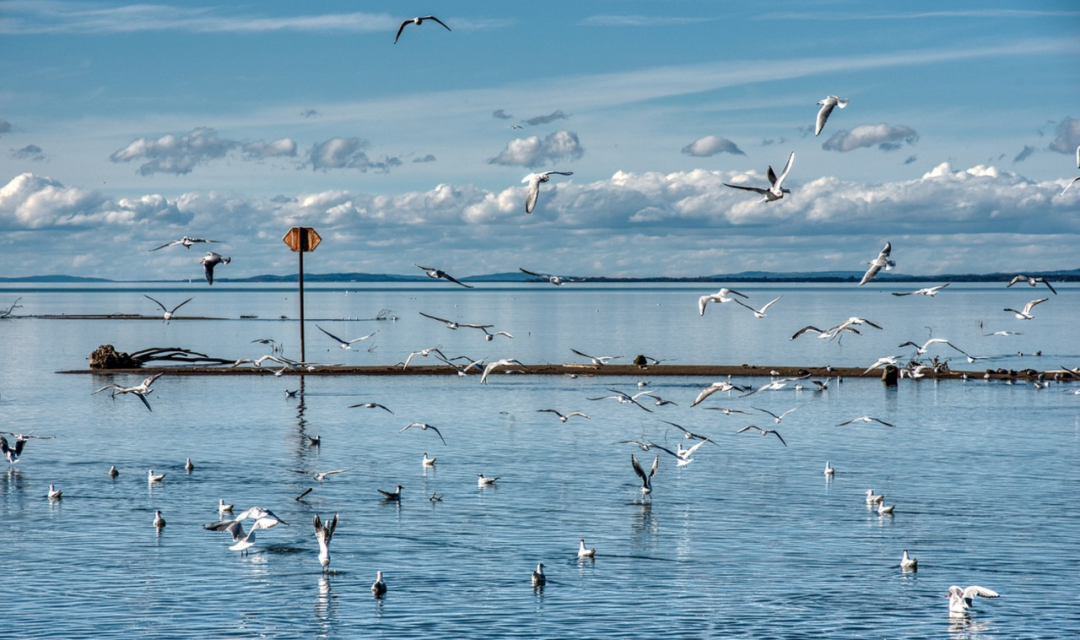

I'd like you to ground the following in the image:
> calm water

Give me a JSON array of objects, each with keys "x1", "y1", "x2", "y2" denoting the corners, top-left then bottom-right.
[{"x1": 1, "y1": 283, "x2": 1078, "y2": 639}]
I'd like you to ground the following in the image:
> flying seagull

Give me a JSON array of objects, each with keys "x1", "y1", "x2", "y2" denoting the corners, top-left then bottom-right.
[
  {"x1": 837, "y1": 415, "x2": 895, "y2": 427},
  {"x1": 815, "y1": 95, "x2": 849, "y2": 136},
  {"x1": 316, "y1": 325, "x2": 378, "y2": 349},
  {"x1": 588, "y1": 388, "x2": 654, "y2": 412},
  {"x1": 659, "y1": 420, "x2": 720, "y2": 447},
  {"x1": 570, "y1": 348, "x2": 621, "y2": 366},
  {"x1": 1004, "y1": 297, "x2": 1048, "y2": 320},
  {"x1": 519, "y1": 268, "x2": 584, "y2": 286},
  {"x1": 947, "y1": 585, "x2": 999, "y2": 616},
  {"x1": 736, "y1": 425, "x2": 787, "y2": 446},
  {"x1": 201, "y1": 252, "x2": 231, "y2": 286},
  {"x1": 724, "y1": 151, "x2": 794, "y2": 203},
  {"x1": 313, "y1": 513, "x2": 338, "y2": 571},
  {"x1": 892, "y1": 283, "x2": 950, "y2": 297},
  {"x1": 523, "y1": 171, "x2": 573, "y2": 213},
  {"x1": 394, "y1": 15, "x2": 451, "y2": 44},
  {"x1": 1007, "y1": 274, "x2": 1057, "y2": 295},
  {"x1": 536, "y1": 409, "x2": 590, "y2": 423},
  {"x1": 753, "y1": 406, "x2": 798, "y2": 424},
  {"x1": 734, "y1": 296, "x2": 781, "y2": 319},
  {"x1": 698, "y1": 288, "x2": 748, "y2": 316},
  {"x1": 143, "y1": 295, "x2": 193, "y2": 323},
  {"x1": 401, "y1": 422, "x2": 447, "y2": 445},
  {"x1": 92, "y1": 372, "x2": 163, "y2": 411},
  {"x1": 690, "y1": 381, "x2": 746, "y2": 407},
  {"x1": 415, "y1": 264, "x2": 473, "y2": 288},
  {"x1": 348, "y1": 401, "x2": 394, "y2": 414},
  {"x1": 149, "y1": 236, "x2": 223, "y2": 251},
  {"x1": 290, "y1": 468, "x2": 350, "y2": 482},
  {"x1": 859, "y1": 242, "x2": 895, "y2": 286},
  {"x1": 631, "y1": 454, "x2": 658, "y2": 495},
  {"x1": 480, "y1": 358, "x2": 528, "y2": 384}
]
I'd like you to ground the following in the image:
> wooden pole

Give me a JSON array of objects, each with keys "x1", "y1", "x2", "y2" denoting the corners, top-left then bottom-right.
[{"x1": 298, "y1": 232, "x2": 306, "y2": 363}]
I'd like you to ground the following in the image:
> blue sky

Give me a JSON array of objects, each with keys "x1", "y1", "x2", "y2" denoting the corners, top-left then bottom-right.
[{"x1": 1, "y1": 1, "x2": 1078, "y2": 280}]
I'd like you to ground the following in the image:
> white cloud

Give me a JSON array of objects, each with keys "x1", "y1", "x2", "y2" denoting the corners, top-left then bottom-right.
[
  {"x1": 110, "y1": 127, "x2": 237, "y2": 175},
  {"x1": 822, "y1": 124, "x2": 919, "y2": 152},
  {"x1": 306, "y1": 137, "x2": 401, "y2": 172},
  {"x1": 0, "y1": 173, "x2": 189, "y2": 229},
  {"x1": 1048, "y1": 117, "x2": 1080, "y2": 155},
  {"x1": 241, "y1": 138, "x2": 297, "y2": 160},
  {"x1": 682, "y1": 136, "x2": 745, "y2": 157},
  {"x1": 11, "y1": 144, "x2": 45, "y2": 161},
  {"x1": 488, "y1": 130, "x2": 584, "y2": 168}
]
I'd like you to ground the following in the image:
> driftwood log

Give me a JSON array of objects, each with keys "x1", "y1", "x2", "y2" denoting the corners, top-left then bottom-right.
[{"x1": 89, "y1": 344, "x2": 234, "y2": 369}]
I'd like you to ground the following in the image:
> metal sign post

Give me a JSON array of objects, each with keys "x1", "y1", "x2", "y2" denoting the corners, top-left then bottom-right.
[{"x1": 283, "y1": 227, "x2": 322, "y2": 363}]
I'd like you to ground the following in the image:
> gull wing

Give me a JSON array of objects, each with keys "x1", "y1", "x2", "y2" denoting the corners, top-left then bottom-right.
[
  {"x1": 525, "y1": 175, "x2": 542, "y2": 213},
  {"x1": 815, "y1": 101, "x2": 836, "y2": 136},
  {"x1": 774, "y1": 152, "x2": 795, "y2": 190},
  {"x1": 963, "y1": 585, "x2": 1000, "y2": 600},
  {"x1": 723, "y1": 183, "x2": 768, "y2": 195}
]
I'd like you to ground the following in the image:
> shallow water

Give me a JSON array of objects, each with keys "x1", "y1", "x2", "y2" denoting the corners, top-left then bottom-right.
[{"x1": 1, "y1": 283, "x2": 1078, "y2": 639}]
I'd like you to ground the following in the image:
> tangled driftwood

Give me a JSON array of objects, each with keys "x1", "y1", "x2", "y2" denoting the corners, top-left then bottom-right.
[{"x1": 89, "y1": 344, "x2": 234, "y2": 369}]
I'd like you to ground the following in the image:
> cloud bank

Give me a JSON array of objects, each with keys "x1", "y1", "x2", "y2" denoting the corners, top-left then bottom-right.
[
  {"x1": 822, "y1": 124, "x2": 919, "y2": 152},
  {"x1": 682, "y1": 136, "x2": 745, "y2": 157},
  {"x1": 488, "y1": 130, "x2": 584, "y2": 168}
]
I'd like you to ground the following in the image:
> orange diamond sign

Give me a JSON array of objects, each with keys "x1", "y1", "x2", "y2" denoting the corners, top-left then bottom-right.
[{"x1": 283, "y1": 227, "x2": 321, "y2": 252}]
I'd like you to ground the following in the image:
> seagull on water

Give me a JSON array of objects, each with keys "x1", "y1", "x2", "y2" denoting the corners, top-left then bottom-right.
[
  {"x1": 859, "y1": 242, "x2": 895, "y2": 286},
  {"x1": 218, "y1": 499, "x2": 234, "y2": 515},
  {"x1": 378, "y1": 485, "x2": 404, "y2": 501},
  {"x1": 185, "y1": 458, "x2": 194, "y2": 472},
  {"x1": 150, "y1": 236, "x2": 223, "y2": 251},
  {"x1": 1007, "y1": 275, "x2": 1057, "y2": 295},
  {"x1": 349, "y1": 401, "x2": 394, "y2": 413},
  {"x1": 570, "y1": 348, "x2": 621, "y2": 366},
  {"x1": 901, "y1": 550, "x2": 917, "y2": 572},
  {"x1": 865, "y1": 489, "x2": 884, "y2": 505},
  {"x1": 480, "y1": 358, "x2": 528, "y2": 384},
  {"x1": 314, "y1": 513, "x2": 338, "y2": 570},
  {"x1": 578, "y1": 539, "x2": 596, "y2": 559},
  {"x1": 631, "y1": 454, "x2": 658, "y2": 495},
  {"x1": 316, "y1": 325, "x2": 378, "y2": 350},
  {"x1": 422, "y1": 452, "x2": 436, "y2": 467},
  {"x1": 878, "y1": 501, "x2": 895, "y2": 516},
  {"x1": 892, "y1": 283, "x2": 950, "y2": 297},
  {"x1": 147, "y1": 469, "x2": 166, "y2": 483},
  {"x1": 144, "y1": 295, "x2": 193, "y2": 323},
  {"x1": 291, "y1": 468, "x2": 350, "y2": 482},
  {"x1": 415, "y1": 264, "x2": 473, "y2": 288},
  {"x1": 724, "y1": 151, "x2": 794, "y2": 203},
  {"x1": 734, "y1": 296, "x2": 782, "y2": 319},
  {"x1": 1004, "y1": 297, "x2": 1048, "y2": 320},
  {"x1": 737, "y1": 425, "x2": 787, "y2": 446},
  {"x1": 47, "y1": 483, "x2": 62, "y2": 500},
  {"x1": 947, "y1": 585, "x2": 999, "y2": 615},
  {"x1": 523, "y1": 171, "x2": 573, "y2": 213},
  {"x1": 815, "y1": 95, "x2": 849, "y2": 136},
  {"x1": 519, "y1": 268, "x2": 584, "y2": 286},
  {"x1": 154, "y1": 510, "x2": 166, "y2": 529},
  {"x1": 394, "y1": 15, "x2": 451, "y2": 44},
  {"x1": 477, "y1": 474, "x2": 499, "y2": 486},
  {"x1": 401, "y1": 422, "x2": 447, "y2": 444},
  {"x1": 372, "y1": 571, "x2": 388, "y2": 597},
  {"x1": 531, "y1": 563, "x2": 546, "y2": 587},
  {"x1": 698, "y1": 288, "x2": 748, "y2": 316},
  {"x1": 108, "y1": 465, "x2": 119, "y2": 478},
  {"x1": 824, "y1": 461, "x2": 835, "y2": 477},
  {"x1": 200, "y1": 252, "x2": 230, "y2": 286},
  {"x1": 838, "y1": 415, "x2": 895, "y2": 427},
  {"x1": 536, "y1": 409, "x2": 590, "y2": 423}
]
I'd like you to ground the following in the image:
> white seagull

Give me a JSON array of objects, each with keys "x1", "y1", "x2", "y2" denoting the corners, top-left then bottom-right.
[
  {"x1": 570, "y1": 348, "x2": 621, "y2": 366},
  {"x1": 734, "y1": 296, "x2": 781, "y2": 319},
  {"x1": 401, "y1": 422, "x2": 447, "y2": 444},
  {"x1": 660, "y1": 420, "x2": 721, "y2": 447},
  {"x1": 144, "y1": 295, "x2": 193, "y2": 323},
  {"x1": 290, "y1": 468, "x2": 350, "y2": 482},
  {"x1": 205, "y1": 519, "x2": 266, "y2": 555},
  {"x1": 313, "y1": 513, "x2": 338, "y2": 570},
  {"x1": 690, "y1": 381, "x2": 745, "y2": 407},
  {"x1": 736, "y1": 425, "x2": 787, "y2": 446},
  {"x1": 815, "y1": 95, "x2": 849, "y2": 136},
  {"x1": 372, "y1": 571, "x2": 388, "y2": 597},
  {"x1": 519, "y1": 268, "x2": 583, "y2": 285},
  {"x1": 149, "y1": 236, "x2": 223, "y2": 251},
  {"x1": 859, "y1": 242, "x2": 895, "y2": 286},
  {"x1": 422, "y1": 452, "x2": 436, "y2": 467},
  {"x1": 92, "y1": 372, "x2": 164, "y2": 412},
  {"x1": 523, "y1": 171, "x2": 573, "y2": 213},
  {"x1": 892, "y1": 283, "x2": 950, "y2": 297},
  {"x1": 536, "y1": 409, "x2": 590, "y2": 423},
  {"x1": 631, "y1": 454, "x2": 659, "y2": 495},
  {"x1": 348, "y1": 401, "x2": 394, "y2": 413},
  {"x1": 753, "y1": 406, "x2": 798, "y2": 424},
  {"x1": 588, "y1": 388, "x2": 653, "y2": 412},
  {"x1": 47, "y1": 483, "x2": 62, "y2": 500},
  {"x1": 154, "y1": 510, "x2": 166, "y2": 529},
  {"x1": 415, "y1": 264, "x2": 473, "y2": 288},
  {"x1": 837, "y1": 415, "x2": 895, "y2": 427},
  {"x1": 1004, "y1": 297, "x2": 1048, "y2": 320},
  {"x1": 218, "y1": 499, "x2": 234, "y2": 515},
  {"x1": 724, "y1": 151, "x2": 794, "y2": 203},
  {"x1": 147, "y1": 469, "x2": 166, "y2": 483},
  {"x1": 394, "y1": 15, "x2": 451, "y2": 44},
  {"x1": 531, "y1": 563, "x2": 546, "y2": 587},
  {"x1": 316, "y1": 325, "x2": 378, "y2": 350},
  {"x1": 947, "y1": 585, "x2": 999, "y2": 615},
  {"x1": 1061, "y1": 176, "x2": 1080, "y2": 196},
  {"x1": 477, "y1": 474, "x2": 499, "y2": 486},
  {"x1": 900, "y1": 550, "x2": 917, "y2": 572},
  {"x1": 1, "y1": 433, "x2": 29, "y2": 464},
  {"x1": 578, "y1": 539, "x2": 596, "y2": 559},
  {"x1": 199, "y1": 252, "x2": 230, "y2": 286},
  {"x1": 378, "y1": 485, "x2": 404, "y2": 501},
  {"x1": 1007, "y1": 274, "x2": 1057, "y2": 295},
  {"x1": 480, "y1": 358, "x2": 528, "y2": 384},
  {"x1": 824, "y1": 461, "x2": 835, "y2": 477}
]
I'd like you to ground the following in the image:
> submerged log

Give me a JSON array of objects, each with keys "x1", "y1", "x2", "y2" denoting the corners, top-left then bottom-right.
[{"x1": 88, "y1": 344, "x2": 234, "y2": 369}]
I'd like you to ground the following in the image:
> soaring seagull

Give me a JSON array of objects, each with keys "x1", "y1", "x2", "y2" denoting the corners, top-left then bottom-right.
[
  {"x1": 1007, "y1": 274, "x2": 1057, "y2": 295},
  {"x1": 698, "y1": 288, "x2": 748, "y2": 316},
  {"x1": 415, "y1": 264, "x2": 473, "y2": 288},
  {"x1": 736, "y1": 425, "x2": 787, "y2": 446},
  {"x1": 1004, "y1": 297, "x2": 1048, "y2": 320},
  {"x1": 401, "y1": 422, "x2": 447, "y2": 445},
  {"x1": 394, "y1": 15, "x2": 451, "y2": 44},
  {"x1": 892, "y1": 283, "x2": 950, "y2": 297},
  {"x1": 150, "y1": 236, "x2": 223, "y2": 251},
  {"x1": 144, "y1": 295, "x2": 193, "y2": 323},
  {"x1": 523, "y1": 171, "x2": 573, "y2": 213},
  {"x1": 316, "y1": 325, "x2": 378, "y2": 349},
  {"x1": 815, "y1": 95, "x2": 849, "y2": 136},
  {"x1": 201, "y1": 252, "x2": 231, "y2": 286},
  {"x1": 631, "y1": 454, "x2": 659, "y2": 495},
  {"x1": 519, "y1": 268, "x2": 584, "y2": 286},
  {"x1": 859, "y1": 242, "x2": 895, "y2": 286},
  {"x1": 724, "y1": 152, "x2": 794, "y2": 203}
]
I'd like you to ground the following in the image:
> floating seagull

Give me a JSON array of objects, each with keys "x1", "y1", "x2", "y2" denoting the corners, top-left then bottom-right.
[
  {"x1": 108, "y1": 465, "x2": 119, "y2": 478},
  {"x1": 143, "y1": 295, "x2": 193, "y2": 323},
  {"x1": 219, "y1": 499, "x2": 234, "y2": 515},
  {"x1": 291, "y1": 468, "x2": 350, "y2": 482},
  {"x1": 477, "y1": 473, "x2": 499, "y2": 486},
  {"x1": 147, "y1": 469, "x2": 166, "y2": 483},
  {"x1": 519, "y1": 268, "x2": 583, "y2": 286},
  {"x1": 372, "y1": 571, "x2": 388, "y2": 597},
  {"x1": 724, "y1": 151, "x2": 794, "y2": 203},
  {"x1": 154, "y1": 510, "x2": 166, "y2": 529},
  {"x1": 348, "y1": 401, "x2": 394, "y2": 413},
  {"x1": 185, "y1": 457, "x2": 195, "y2": 472},
  {"x1": 947, "y1": 585, "x2": 999, "y2": 616},
  {"x1": 415, "y1": 264, "x2": 473, "y2": 288},
  {"x1": 1007, "y1": 275, "x2": 1057, "y2": 295},
  {"x1": 815, "y1": 95, "x2": 849, "y2": 136},
  {"x1": 878, "y1": 501, "x2": 895, "y2": 516},
  {"x1": 1004, "y1": 297, "x2": 1048, "y2": 320},
  {"x1": 422, "y1": 452, "x2": 436, "y2": 467},
  {"x1": 865, "y1": 489, "x2": 884, "y2": 505},
  {"x1": 480, "y1": 358, "x2": 528, "y2": 384},
  {"x1": 698, "y1": 288, "x2": 748, "y2": 316},
  {"x1": 306, "y1": 435, "x2": 321, "y2": 447},
  {"x1": 824, "y1": 461, "x2": 835, "y2": 477},
  {"x1": 531, "y1": 563, "x2": 546, "y2": 588},
  {"x1": 314, "y1": 513, "x2": 338, "y2": 570},
  {"x1": 92, "y1": 372, "x2": 163, "y2": 412},
  {"x1": 47, "y1": 483, "x2": 62, "y2": 500},
  {"x1": 536, "y1": 409, "x2": 590, "y2": 423},
  {"x1": 378, "y1": 485, "x2": 404, "y2": 501},
  {"x1": 631, "y1": 454, "x2": 658, "y2": 495},
  {"x1": 859, "y1": 242, "x2": 895, "y2": 286},
  {"x1": 892, "y1": 283, "x2": 950, "y2": 297},
  {"x1": 901, "y1": 550, "x2": 917, "y2": 572},
  {"x1": 587, "y1": 388, "x2": 653, "y2": 412},
  {"x1": 659, "y1": 420, "x2": 720, "y2": 447},
  {"x1": 149, "y1": 236, "x2": 223, "y2": 252},
  {"x1": 523, "y1": 171, "x2": 573, "y2": 213},
  {"x1": 736, "y1": 425, "x2": 787, "y2": 446},
  {"x1": 201, "y1": 252, "x2": 230, "y2": 286},
  {"x1": 753, "y1": 406, "x2": 798, "y2": 424},
  {"x1": 734, "y1": 296, "x2": 781, "y2": 319},
  {"x1": 316, "y1": 325, "x2": 378, "y2": 349},
  {"x1": 401, "y1": 422, "x2": 447, "y2": 444},
  {"x1": 578, "y1": 539, "x2": 596, "y2": 559},
  {"x1": 394, "y1": 15, "x2": 451, "y2": 44},
  {"x1": 570, "y1": 348, "x2": 621, "y2": 366},
  {"x1": 837, "y1": 415, "x2": 895, "y2": 427}
]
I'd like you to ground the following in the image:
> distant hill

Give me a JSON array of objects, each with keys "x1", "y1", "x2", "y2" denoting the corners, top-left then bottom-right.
[{"x1": 0, "y1": 274, "x2": 113, "y2": 283}]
